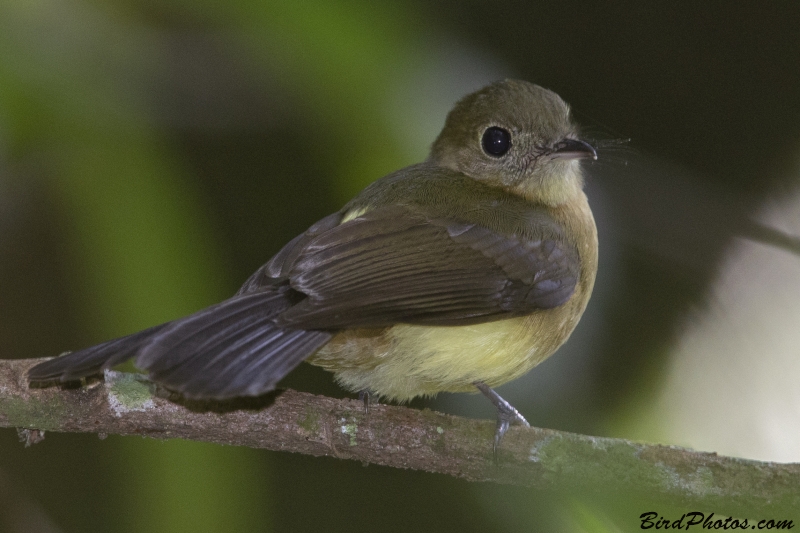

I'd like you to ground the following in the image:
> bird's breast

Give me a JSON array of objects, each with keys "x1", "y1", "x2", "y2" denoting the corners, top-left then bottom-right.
[
  {"x1": 307, "y1": 296, "x2": 586, "y2": 402},
  {"x1": 307, "y1": 187, "x2": 598, "y2": 403}
]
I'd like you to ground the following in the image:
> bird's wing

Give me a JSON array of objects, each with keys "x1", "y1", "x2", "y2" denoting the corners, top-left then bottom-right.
[
  {"x1": 275, "y1": 204, "x2": 580, "y2": 329},
  {"x1": 28, "y1": 202, "x2": 577, "y2": 398},
  {"x1": 132, "y1": 290, "x2": 332, "y2": 398},
  {"x1": 28, "y1": 289, "x2": 332, "y2": 399}
]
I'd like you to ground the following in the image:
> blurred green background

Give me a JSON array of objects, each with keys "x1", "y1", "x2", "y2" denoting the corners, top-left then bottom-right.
[{"x1": 2, "y1": 1, "x2": 800, "y2": 531}]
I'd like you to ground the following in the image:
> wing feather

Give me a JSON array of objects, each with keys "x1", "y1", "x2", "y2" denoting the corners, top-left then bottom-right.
[
  {"x1": 276, "y1": 206, "x2": 580, "y2": 329},
  {"x1": 29, "y1": 193, "x2": 580, "y2": 399},
  {"x1": 28, "y1": 289, "x2": 332, "y2": 399}
]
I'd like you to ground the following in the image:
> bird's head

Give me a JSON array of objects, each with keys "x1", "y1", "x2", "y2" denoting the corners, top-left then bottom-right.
[{"x1": 429, "y1": 79, "x2": 596, "y2": 206}]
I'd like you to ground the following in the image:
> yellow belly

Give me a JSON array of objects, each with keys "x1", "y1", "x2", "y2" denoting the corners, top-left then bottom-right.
[
  {"x1": 307, "y1": 302, "x2": 583, "y2": 402},
  {"x1": 310, "y1": 187, "x2": 598, "y2": 402}
]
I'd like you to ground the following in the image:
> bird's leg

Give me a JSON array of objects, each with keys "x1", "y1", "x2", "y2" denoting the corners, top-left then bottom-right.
[
  {"x1": 474, "y1": 381, "x2": 530, "y2": 457},
  {"x1": 358, "y1": 389, "x2": 372, "y2": 414}
]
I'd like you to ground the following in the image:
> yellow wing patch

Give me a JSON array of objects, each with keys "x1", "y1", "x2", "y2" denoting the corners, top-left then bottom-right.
[{"x1": 340, "y1": 206, "x2": 371, "y2": 224}]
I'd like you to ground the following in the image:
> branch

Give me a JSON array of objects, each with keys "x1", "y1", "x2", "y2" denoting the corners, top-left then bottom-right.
[{"x1": 2, "y1": 358, "x2": 798, "y2": 516}]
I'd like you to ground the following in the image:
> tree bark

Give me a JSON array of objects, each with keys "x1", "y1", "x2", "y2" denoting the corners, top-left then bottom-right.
[{"x1": 2, "y1": 358, "x2": 798, "y2": 517}]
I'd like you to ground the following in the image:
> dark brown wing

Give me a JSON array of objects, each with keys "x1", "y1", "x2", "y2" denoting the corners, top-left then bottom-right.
[
  {"x1": 29, "y1": 201, "x2": 578, "y2": 398},
  {"x1": 29, "y1": 288, "x2": 332, "y2": 399},
  {"x1": 274, "y1": 205, "x2": 580, "y2": 329}
]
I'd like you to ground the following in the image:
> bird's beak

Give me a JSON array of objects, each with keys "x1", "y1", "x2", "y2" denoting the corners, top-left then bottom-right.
[{"x1": 549, "y1": 139, "x2": 597, "y2": 161}]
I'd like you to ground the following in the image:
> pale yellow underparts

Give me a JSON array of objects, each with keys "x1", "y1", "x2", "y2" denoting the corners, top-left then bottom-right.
[
  {"x1": 309, "y1": 306, "x2": 584, "y2": 402},
  {"x1": 307, "y1": 181, "x2": 597, "y2": 402}
]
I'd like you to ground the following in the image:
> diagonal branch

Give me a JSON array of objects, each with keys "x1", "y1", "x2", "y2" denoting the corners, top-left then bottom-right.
[{"x1": 2, "y1": 358, "x2": 798, "y2": 517}]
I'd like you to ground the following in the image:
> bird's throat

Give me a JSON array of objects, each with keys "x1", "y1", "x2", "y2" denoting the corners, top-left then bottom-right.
[{"x1": 511, "y1": 162, "x2": 586, "y2": 207}]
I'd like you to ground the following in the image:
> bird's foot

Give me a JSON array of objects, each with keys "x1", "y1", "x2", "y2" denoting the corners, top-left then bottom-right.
[
  {"x1": 358, "y1": 389, "x2": 373, "y2": 415},
  {"x1": 474, "y1": 381, "x2": 530, "y2": 460}
]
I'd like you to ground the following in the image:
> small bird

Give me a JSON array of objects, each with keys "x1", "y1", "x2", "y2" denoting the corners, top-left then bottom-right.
[{"x1": 29, "y1": 79, "x2": 598, "y2": 451}]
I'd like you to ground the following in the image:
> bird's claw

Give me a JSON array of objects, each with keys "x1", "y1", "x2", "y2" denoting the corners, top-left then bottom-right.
[
  {"x1": 474, "y1": 381, "x2": 529, "y2": 461},
  {"x1": 493, "y1": 398, "x2": 529, "y2": 456},
  {"x1": 358, "y1": 389, "x2": 372, "y2": 415}
]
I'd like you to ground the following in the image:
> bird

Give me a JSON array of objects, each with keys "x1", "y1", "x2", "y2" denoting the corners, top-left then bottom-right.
[{"x1": 28, "y1": 79, "x2": 598, "y2": 452}]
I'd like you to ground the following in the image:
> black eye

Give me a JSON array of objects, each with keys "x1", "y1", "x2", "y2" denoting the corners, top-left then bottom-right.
[{"x1": 481, "y1": 127, "x2": 511, "y2": 157}]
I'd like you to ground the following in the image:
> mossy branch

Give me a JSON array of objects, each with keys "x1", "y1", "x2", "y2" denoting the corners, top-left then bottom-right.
[{"x1": 2, "y1": 358, "x2": 798, "y2": 517}]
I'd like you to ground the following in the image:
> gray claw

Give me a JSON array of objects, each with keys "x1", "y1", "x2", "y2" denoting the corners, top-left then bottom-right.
[
  {"x1": 474, "y1": 381, "x2": 529, "y2": 459},
  {"x1": 358, "y1": 389, "x2": 371, "y2": 415}
]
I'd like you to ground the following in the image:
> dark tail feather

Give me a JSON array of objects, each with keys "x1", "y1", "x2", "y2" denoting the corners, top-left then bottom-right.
[
  {"x1": 28, "y1": 289, "x2": 332, "y2": 399},
  {"x1": 27, "y1": 322, "x2": 171, "y2": 382}
]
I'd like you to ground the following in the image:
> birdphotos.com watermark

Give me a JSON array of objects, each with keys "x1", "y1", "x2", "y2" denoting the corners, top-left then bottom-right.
[{"x1": 640, "y1": 512, "x2": 794, "y2": 530}]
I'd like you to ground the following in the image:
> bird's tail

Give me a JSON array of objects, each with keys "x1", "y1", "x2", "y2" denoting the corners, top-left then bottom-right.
[{"x1": 27, "y1": 288, "x2": 332, "y2": 399}]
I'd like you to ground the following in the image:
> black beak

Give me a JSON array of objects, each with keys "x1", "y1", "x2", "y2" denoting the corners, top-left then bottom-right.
[{"x1": 550, "y1": 139, "x2": 597, "y2": 161}]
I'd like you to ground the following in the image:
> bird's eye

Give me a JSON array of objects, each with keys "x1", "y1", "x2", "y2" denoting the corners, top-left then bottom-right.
[{"x1": 481, "y1": 127, "x2": 511, "y2": 157}]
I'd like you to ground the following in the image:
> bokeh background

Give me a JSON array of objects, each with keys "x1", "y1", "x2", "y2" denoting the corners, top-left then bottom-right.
[{"x1": 2, "y1": 1, "x2": 800, "y2": 531}]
